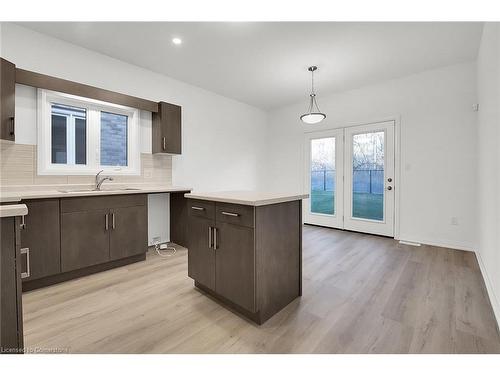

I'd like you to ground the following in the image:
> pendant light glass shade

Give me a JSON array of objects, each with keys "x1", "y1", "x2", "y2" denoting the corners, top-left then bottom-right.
[{"x1": 300, "y1": 66, "x2": 326, "y2": 124}]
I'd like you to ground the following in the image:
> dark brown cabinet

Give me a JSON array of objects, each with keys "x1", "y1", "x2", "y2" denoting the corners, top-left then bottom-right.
[
  {"x1": 187, "y1": 198, "x2": 302, "y2": 324},
  {"x1": 61, "y1": 195, "x2": 148, "y2": 273},
  {"x1": 109, "y1": 205, "x2": 148, "y2": 261},
  {"x1": 152, "y1": 101, "x2": 181, "y2": 154},
  {"x1": 1, "y1": 216, "x2": 24, "y2": 353},
  {"x1": 20, "y1": 199, "x2": 61, "y2": 281},
  {"x1": 0, "y1": 58, "x2": 16, "y2": 141},
  {"x1": 215, "y1": 222, "x2": 255, "y2": 312},
  {"x1": 20, "y1": 194, "x2": 149, "y2": 291},
  {"x1": 187, "y1": 200, "x2": 215, "y2": 290},
  {"x1": 61, "y1": 209, "x2": 110, "y2": 272}
]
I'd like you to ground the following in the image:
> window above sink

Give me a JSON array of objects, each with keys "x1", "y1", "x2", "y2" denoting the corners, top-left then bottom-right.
[{"x1": 37, "y1": 89, "x2": 141, "y2": 176}]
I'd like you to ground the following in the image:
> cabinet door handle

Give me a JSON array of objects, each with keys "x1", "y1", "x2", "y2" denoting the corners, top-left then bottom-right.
[
  {"x1": 191, "y1": 206, "x2": 205, "y2": 211},
  {"x1": 213, "y1": 227, "x2": 218, "y2": 250},
  {"x1": 20, "y1": 215, "x2": 26, "y2": 230},
  {"x1": 21, "y1": 248, "x2": 30, "y2": 279},
  {"x1": 105, "y1": 213, "x2": 109, "y2": 231},
  {"x1": 208, "y1": 226, "x2": 213, "y2": 249},
  {"x1": 162, "y1": 136, "x2": 166, "y2": 151},
  {"x1": 112, "y1": 212, "x2": 116, "y2": 229},
  {"x1": 9, "y1": 117, "x2": 14, "y2": 135},
  {"x1": 221, "y1": 211, "x2": 239, "y2": 217}
]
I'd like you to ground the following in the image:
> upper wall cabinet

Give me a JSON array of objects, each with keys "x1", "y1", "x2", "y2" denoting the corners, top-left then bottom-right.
[
  {"x1": 0, "y1": 58, "x2": 16, "y2": 141},
  {"x1": 152, "y1": 101, "x2": 182, "y2": 154}
]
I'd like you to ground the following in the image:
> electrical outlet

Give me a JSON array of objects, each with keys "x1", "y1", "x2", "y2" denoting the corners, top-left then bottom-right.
[{"x1": 451, "y1": 217, "x2": 459, "y2": 226}]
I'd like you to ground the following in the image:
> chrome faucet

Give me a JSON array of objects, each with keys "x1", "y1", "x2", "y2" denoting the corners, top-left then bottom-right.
[{"x1": 95, "y1": 170, "x2": 114, "y2": 190}]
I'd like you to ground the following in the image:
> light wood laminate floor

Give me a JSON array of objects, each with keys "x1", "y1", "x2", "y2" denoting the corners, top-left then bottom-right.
[{"x1": 23, "y1": 225, "x2": 500, "y2": 353}]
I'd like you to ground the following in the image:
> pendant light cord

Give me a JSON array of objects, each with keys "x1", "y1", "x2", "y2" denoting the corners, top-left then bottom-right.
[{"x1": 311, "y1": 68, "x2": 315, "y2": 95}]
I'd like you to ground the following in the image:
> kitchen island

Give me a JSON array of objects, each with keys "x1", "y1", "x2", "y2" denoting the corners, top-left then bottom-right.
[{"x1": 184, "y1": 191, "x2": 308, "y2": 324}]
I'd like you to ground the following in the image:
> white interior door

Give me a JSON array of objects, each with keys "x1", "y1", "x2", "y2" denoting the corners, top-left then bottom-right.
[
  {"x1": 344, "y1": 121, "x2": 395, "y2": 236},
  {"x1": 303, "y1": 129, "x2": 344, "y2": 228},
  {"x1": 303, "y1": 121, "x2": 395, "y2": 237}
]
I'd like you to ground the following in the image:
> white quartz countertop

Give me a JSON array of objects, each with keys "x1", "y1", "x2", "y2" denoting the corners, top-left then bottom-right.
[
  {"x1": 184, "y1": 191, "x2": 309, "y2": 206},
  {"x1": 0, "y1": 185, "x2": 191, "y2": 202},
  {"x1": 0, "y1": 204, "x2": 28, "y2": 218}
]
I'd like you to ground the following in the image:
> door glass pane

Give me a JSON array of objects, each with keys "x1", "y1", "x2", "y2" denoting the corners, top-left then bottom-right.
[
  {"x1": 352, "y1": 131, "x2": 384, "y2": 221},
  {"x1": 310, "y1": 137, "x2": 335, "y2": 215},
  {"x1": 100, "y1": 112, "x2": 128, "y2": 166},
  {"x1": 51, "y1": 104, "x2": 87, "y2": 165}
]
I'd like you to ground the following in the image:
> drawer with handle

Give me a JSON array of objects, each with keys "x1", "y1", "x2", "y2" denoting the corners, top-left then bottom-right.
[
  {"x1": 216, "y1": 202, "x2": 254, "y2": 228},
  {"x1": 187, "y1": 199, "x2": 215, "y2": 220}
]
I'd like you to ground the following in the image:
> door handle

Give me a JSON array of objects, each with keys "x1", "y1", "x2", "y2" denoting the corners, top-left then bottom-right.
[
  {"x1": 21, "y1": 248, "x2": 30, "y2": 279},
  {"x1": 112, "y1": 212, "x2": 116, "y2": 229},
  {"x1": 105, "y1": 213, "x2": 109, "y2": 230},
  {"x1": 213, "y1": 227, "x2": 218, "y2": 250},
  {"x1": 162, "y1": 136, "x2": 166, "y2": 151},
  {"x1": 20, "y1": 215, "x2": 26, "y2": 230},
  {"x1": 191, "y1": 206, "x2": 205, "y2": 211},
  {"x1": 221, "y1": 211, "x2": 239, "y2": 217},
  {"x1": 208, "y1": 226, "x2": 213, "y2": 249},
  {"x1": 9, "y1": 117, "x2": 14, "y2": 135}
]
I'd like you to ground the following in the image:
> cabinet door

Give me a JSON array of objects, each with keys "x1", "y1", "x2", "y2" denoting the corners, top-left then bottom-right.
[
  {"x1": 0, "y1": 58, "x2": 16, "y2": 141},
  {"x1": 109, "y1": 205, "x2": 148, "y2": 260},
  {"x1": 1, "y1": 217, "x2": 23, "y2": 351},
  {"x1": 21, "y1": 199, "x2": 61, "y2": 281},
  {"x1": 215, "y1": 222, "x2": 256, "y2": 312},
  {"x1": 61, "y1": 209, "x2": 110, "y2": 272},
  {"x1": 187, "y1": 215, "x2": 215, "y2": 290},
  {"x1": 152, "y1": 101, "x2": 181, "y2": 154}
]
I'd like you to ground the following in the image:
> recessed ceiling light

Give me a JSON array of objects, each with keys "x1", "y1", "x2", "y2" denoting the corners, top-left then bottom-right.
[{"x1": 172, "y1": 38, "x2": 182, "y2": 45}]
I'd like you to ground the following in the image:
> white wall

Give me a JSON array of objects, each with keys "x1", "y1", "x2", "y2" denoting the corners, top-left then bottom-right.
[
  {"x1": 476, "y1": 23, "x2": 500, "y2": 325},
  {"x1": 1, "y1": 23, "x2": 267, "y2": 243},
  {"x1": 1, "y1": 23, "x2": 267, "y2": 191},
  {"x1": 263, "y1": 62, "x2": 478, "y2": 251}
]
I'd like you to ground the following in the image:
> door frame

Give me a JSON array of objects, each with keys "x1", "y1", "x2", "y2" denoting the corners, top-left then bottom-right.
[{"x1": 303, "y1": 115, "x2": 401, "y2": 240}]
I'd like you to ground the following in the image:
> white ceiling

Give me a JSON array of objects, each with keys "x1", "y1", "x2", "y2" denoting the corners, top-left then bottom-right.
[{"x1": 18, "y1": 22, "x2": 483, "y2": 109}]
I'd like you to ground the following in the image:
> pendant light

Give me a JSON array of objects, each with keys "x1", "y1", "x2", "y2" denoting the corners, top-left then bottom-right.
[{"x1": 300, "y1": 66, "x2": 326, "y2": 124}]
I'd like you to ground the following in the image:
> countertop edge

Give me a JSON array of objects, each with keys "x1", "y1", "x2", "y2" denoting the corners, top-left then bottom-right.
[
  {"x1": 0, "y1": 204, "x2": 28, "y2": 218},
  {"x1": 184, "y1": 193, "x2": 309, "y2": 206},
  {"x1": 1, "y1": 186, "x2": 191, "y2": 202}
]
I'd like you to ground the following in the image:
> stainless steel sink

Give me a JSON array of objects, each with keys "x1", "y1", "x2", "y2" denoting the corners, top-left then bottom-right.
[{"x1": 58, "y1": 188, "x2": 142, "y2": 193}]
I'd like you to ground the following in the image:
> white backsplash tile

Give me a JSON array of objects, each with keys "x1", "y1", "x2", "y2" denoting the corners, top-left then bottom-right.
[{"x1": 0, "y1": 141, "x2": 172, "y2": 187}]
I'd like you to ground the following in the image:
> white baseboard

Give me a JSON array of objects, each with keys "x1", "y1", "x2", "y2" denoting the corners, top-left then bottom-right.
[
  {"x1": 475, "y1": 251, "x2": 500, "y2": 329},
  {"x1": 398, "y1": 240, "x2": 421, "y2": 246},
  {"x1": 398, "y1": 237, "x2": 475, "y2": 252}
]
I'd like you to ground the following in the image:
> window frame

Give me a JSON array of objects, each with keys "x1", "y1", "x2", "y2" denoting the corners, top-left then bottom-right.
[{"x1": 37, "y1": 89, "x2": 141, "y2": 175}]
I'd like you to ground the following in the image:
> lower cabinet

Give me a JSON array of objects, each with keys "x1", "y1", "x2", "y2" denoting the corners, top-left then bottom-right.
[
  {"x1": 20, "y1": 199, "x2": 61, "y2": 281},
  {"x1": 215, "y1": 222, "x2": 255, "y2": 312},
  {"x1": 22, "y1": 194, "x2": 148, "y2": 290},
  {"x1": 61, "y1": 195, "x2": 148, "y2": 273},
  {"x1": 61, "y1": 209, "x2": 110, "y2": 272},
  {"x1": 1, "y1": 216, "x2": 24, "y2": 353},
  {"x1": 187, "y1": 198, "x2": 302, "y2": 324},
  {"x1": 109, "y1": 205, "x2": 148, "y2": 261},
  {"x1": 187, "y1": 200, "x2": 215, "y2": 290}
]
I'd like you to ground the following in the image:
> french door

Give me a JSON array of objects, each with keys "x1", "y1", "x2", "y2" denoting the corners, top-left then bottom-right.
[{"x1": 303, "y1": 121, "x2": 395, "y2": 237}]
